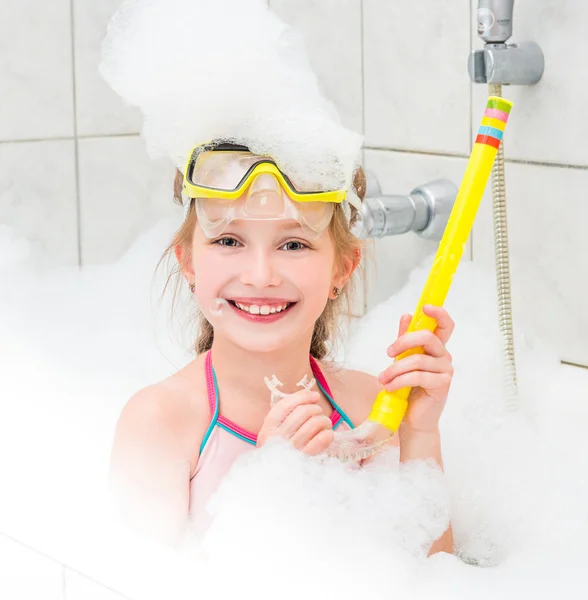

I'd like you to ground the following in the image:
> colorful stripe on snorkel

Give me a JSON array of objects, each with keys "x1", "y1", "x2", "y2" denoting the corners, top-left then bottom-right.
[{"x1": 476, "y1": 97, "x2": 512, "y2": 149}]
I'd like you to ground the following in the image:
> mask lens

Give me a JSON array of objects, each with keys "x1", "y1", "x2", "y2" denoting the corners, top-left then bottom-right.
[
  {"x1": 297, "y1": 201, "x2": 335, "y2": 234},
  {"x1": 192, "y1": 151, "x2": 259, "y2": 190},
  {"x1": 195, "y1": 196, "x2": 234, "y2": 236}
]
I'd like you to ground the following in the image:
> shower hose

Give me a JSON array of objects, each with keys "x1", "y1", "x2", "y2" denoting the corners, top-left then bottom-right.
[
  {"x1": 325, "y1": 93, "x2": 519, "y2": 461},
  {"x1": 488, "y1": 83, "x2": 518, "y2": 410}
]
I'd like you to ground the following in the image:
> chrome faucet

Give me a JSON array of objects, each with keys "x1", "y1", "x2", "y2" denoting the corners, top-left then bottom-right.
[
  {"x1": 352, "y1": 175, "x2": 457, "y2": 242},
  {"x1": 468, "y1": 0, "x2": 544, "y2": 85}
]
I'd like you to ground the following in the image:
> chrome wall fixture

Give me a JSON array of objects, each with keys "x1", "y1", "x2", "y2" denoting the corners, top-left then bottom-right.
[
  {"x1": 353, "y1": 174, "x2": 457, "y2": 243},
  {"x1": 468, "y1": 0, "x2": 544, "y2": 86}
]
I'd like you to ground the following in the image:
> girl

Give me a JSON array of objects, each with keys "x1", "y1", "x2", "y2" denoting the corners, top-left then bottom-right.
[{"x1": 109, "y1": 142, "x2": 455, "y2": 554}]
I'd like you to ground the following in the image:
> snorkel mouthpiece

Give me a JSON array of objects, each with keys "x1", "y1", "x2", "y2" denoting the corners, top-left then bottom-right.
[{"x1": 264, "y1": 374, "x2": 317, "y2": 408}]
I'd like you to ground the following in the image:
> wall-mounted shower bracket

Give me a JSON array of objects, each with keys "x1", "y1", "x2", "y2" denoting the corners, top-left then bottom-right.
[
  {"x1": 353, "y1": 174, "x2": 456, "y2": 242},
  {"x1": 469, "y1": 41, "x2": 544, "y2": 85},
  {"x1": 469, "y1": 0, "x2": 544, "y2": 86}
]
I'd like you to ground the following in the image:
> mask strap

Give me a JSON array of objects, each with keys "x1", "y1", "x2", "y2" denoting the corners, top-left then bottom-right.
[{"x1": 182, "y1": 189, "x2": 193, "y2": 223}]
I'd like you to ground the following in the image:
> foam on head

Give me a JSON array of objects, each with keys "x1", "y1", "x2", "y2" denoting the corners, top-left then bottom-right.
[{"x1": 99, "y1": 0, "x2": 363, "y2": 191}]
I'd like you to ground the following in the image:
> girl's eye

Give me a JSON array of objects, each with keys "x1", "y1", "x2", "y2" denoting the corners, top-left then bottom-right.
[
  {"x1": 281, "y1": 240, "x2": 308, "y2": 252},
  {"x1": 214, "y1": 236, "x2": 240, "y2": 247}
]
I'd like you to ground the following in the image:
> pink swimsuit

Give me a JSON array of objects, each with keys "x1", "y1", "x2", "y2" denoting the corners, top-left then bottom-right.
[{"x1": 188, "y1": 351, "x2": 354, "y2": 530}]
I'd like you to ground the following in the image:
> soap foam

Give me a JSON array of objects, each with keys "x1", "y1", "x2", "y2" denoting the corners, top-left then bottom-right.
[{"x1": 99, "y1": 0, "x2": 363, "y2": 191}]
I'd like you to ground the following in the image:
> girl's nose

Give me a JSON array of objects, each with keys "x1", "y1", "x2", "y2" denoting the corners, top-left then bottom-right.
[{"x1": 240, "y1": 247, "x2": 282, "y2": 289}]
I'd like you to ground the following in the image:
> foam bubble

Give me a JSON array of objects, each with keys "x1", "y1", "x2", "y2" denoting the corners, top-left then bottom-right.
[
  {"x1": 99, "y1": 0, "x2": 363, "y2": 191},
  {"x1": 1, "y1": 222, "x2": 588, "y2": 599},
  {"x1": 209, "y1": 297, "x2": 229, "y2": 316}
]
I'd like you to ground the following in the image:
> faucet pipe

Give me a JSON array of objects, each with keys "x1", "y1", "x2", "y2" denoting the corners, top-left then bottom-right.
[{"x1": 353, "y1": 178, "x2": 457, "y2": 243}]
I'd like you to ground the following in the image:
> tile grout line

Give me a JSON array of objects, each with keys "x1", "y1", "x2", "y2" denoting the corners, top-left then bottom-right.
[
  {"x1": 360, "y1": 0, "x2": 366, "y2": 139},
  {"x1": 363, "y1": 146, "x2": 470, "y2": 159},
  {"x1": 0, "y1": 132, "x2": 585, "y2": 172},
  {"x1": 362, "y1": 146, "x2": 588, "y2": 171},
  {"x1": 504, "y1": 157, "x2": 588, "y2": 170},
  {"x1": 469, "y1": 0, "x2": 474, "y2": 261},
  {"x1": 360, "y1": 0, "x2": 368, "y2": 317},
  {"x1": 0, "y1": 132, "x2": 140, "y2": 144},
  {"x1": 69, "y1": 0, "x2": 82, "y2": 268},
  {"x1": 0, "y1": 531, "x2": 133, "y2": 600},
  {"x1": 561, "y1": 360, "x2": 588, "y2": 371}
]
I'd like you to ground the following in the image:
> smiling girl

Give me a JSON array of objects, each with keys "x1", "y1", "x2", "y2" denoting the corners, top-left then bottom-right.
[{"x1": 109, "y1": 141, "x2": 455, "y2": 554}]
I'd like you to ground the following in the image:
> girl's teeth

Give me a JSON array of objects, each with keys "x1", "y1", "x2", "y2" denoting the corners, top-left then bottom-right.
[{"x1": 235, "y1": 302, "x2": 290, "y2": 314}]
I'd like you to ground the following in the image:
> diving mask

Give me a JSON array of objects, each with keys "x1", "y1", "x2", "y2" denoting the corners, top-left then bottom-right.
[{"x1": 182, "y1": 142, "x2": 360, "y2": 238}]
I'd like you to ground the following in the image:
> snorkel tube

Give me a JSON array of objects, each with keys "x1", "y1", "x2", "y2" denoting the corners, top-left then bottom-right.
[{"x1": 328, "y1": 96, "x2": 514, "y2": 461}]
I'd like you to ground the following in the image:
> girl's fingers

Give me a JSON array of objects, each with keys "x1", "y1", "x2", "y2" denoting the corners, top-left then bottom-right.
[
  {"x1": 290, "y1": 414, "x2": 333, "y2": 450},
  {"x1": 273, "y1": 403, "x2": 324, "y2": 437},
  {"x1": 378, "y1": 354, "x2": 453, "y2": 385},
  {"x1": 382, "y1": 371, "x2": 453, "y2": 395},
  {"x1": 398, "y1": 313, "x2": 412, "y2": 337},
  {"x1": 301, "y1": 428, "x2": 334, "y2": 456},
  {"x1": 258, "y1": 391, "x2": 321, "y2": 447},
  {"x1": 264, "y1": 390, "x2": 320, "y2": 429},
  {"x1": 423, "y1": 304, "x2": 455, "y2": 346},
  {"x1": 387, "y1": 329, "x2": 447, "y2": 360}
]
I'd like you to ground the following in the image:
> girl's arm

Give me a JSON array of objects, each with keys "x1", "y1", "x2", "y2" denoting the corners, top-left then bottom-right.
[
  {"x1": 399, "y1": 425, "x2": 454, "y2": 555},
  {"x1": 377, "y1": 305, "x2": 456, "y2": 555},
  {"x1": 332, "y1": 370, "x2": 453, "y2": 556},
  {"x1": 109, "y1": 386, "x2": 200, "y2": 549}
]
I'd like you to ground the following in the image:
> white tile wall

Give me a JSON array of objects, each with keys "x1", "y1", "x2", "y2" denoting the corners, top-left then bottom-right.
[
  {"x1": 65, "y1": 569, "x2": 127, "y2": 600},
  {"x1": 269, "y1": 0, "x2": 363, "y2": 134},
  {"x1": 471, "y1": 0, "x2": 588, "y2": 167},
  {"x1": 73, "y1": 0, "x2": 143, "y2": 137},
  {"x1": 472, "y1": 160, "x2": 588, "y2": 366},
  {"x1": 0, "y1": 535, "x2": 64, "y2": 600},
  {"x1": 1, "y1": 0, "x2": 588, "y2": 591},
  {"x1": 363, "y1": 0, "x2": 471, "y2": 155},
  {"x1": 77, "y1": 136, "x2": 176, "y2": 264},
  {"x1": 364, "y1": 149, "x2": 470, "y2": 310},
  {"x1": 0, "y1": 0, "x2": 583, "y2": 356},
  {"x1": 0, "y1": 140, "x2": 79, "y2": 265},
  {"x1": 0, "y1": 0, "x2": 74, "y2": 141}
]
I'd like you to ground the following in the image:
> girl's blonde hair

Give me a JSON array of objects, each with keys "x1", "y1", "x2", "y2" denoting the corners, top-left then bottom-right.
[{"x1": 157, "y1": 166, "x2": 367, "y2": 360}]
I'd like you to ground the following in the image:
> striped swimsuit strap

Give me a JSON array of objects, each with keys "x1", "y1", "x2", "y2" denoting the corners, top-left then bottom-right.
[{"x1": 199, "y1": 351, "x2": 354, "y2": 452}]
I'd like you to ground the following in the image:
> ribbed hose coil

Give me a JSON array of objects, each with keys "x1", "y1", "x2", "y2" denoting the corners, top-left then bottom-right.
[{"x1": 488, "y1": 83, "x2": 518, "y2": 410}]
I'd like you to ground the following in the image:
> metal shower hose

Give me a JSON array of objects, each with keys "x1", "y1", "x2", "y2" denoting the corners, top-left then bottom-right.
[{"x1": 488, "y1": 83, "x2": 518, "y2": 409}]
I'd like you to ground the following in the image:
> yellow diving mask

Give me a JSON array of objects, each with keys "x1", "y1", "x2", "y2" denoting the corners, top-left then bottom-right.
[{"x1": 182, "y1": 141, "x2": 358, "y2": 238}]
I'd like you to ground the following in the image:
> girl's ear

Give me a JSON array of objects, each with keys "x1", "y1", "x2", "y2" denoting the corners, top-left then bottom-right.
[
  {"x1": 174, "y1": 244, "x2": 195, "y2": 278},
  {"x1": 332, "y1": 248, "x2": 361, "y2": 292}
]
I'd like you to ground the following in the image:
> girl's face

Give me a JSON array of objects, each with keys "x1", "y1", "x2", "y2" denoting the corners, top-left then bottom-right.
[{"x1": 190, "y1": 216, "x2": 339, "y2": 354}]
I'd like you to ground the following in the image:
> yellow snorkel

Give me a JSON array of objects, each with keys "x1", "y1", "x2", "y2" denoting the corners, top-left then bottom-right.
[{"x1": 330, "y1": 96, "x2": 514, "y2": 460}]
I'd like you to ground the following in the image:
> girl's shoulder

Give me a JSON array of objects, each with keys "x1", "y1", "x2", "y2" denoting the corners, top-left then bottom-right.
[
  {"x1": 113, "y1": 355, "x2": 211, "y2": 479},
  {"x1": 317, "y1": 361, "x2": 382, "y2": 426}
]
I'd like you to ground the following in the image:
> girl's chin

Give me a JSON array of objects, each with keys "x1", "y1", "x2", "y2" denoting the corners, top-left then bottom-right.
[
  {"x1": 216, "y1": 323, "x2": 314, "y2": 354},
  {"x1": 224, "y1": 334, "x2": 303, "y2": 354}
]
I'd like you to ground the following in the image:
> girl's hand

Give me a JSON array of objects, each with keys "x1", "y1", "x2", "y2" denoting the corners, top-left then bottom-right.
[
  {"x1": 377, "y1": 305, "x2": 455, "y2": 434},
  {"x1": 257, "y1": 390, "x2": 334, "y2": 456}
]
